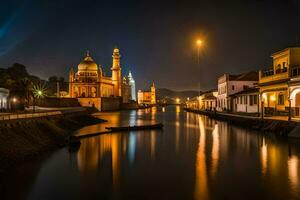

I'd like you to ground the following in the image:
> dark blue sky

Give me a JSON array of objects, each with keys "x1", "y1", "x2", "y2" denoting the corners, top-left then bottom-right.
[{"x1": 0, "y1": 0, "x2": 300, "y2": 90}]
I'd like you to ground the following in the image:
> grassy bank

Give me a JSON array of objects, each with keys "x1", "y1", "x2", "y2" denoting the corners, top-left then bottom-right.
[
  {"x1": 185, "y1": 108, "x2": 299, "y2": 136},
  {"x1": 0, "y1": 112, "x2": 104, "y2": 172}
]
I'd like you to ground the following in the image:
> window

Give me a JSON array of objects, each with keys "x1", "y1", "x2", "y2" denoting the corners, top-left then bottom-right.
[
  {"x1": 232, "y1": 85, "x2": 235, "y2": 90},
  {"x1": 244, "y1": 96, "x2": 247, "y2": 104},
  {"x1": 278, "y1": 94, "x2": 285, "y2": 105},
  {"x1": 249, "y1": 95, "x2": 258, "y2": 105},
  {"x1": 254, "y1": 95, "x2": 258, "y2": 105}
]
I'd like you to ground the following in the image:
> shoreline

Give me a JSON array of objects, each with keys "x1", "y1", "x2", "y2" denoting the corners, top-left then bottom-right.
[
  {"x1": 0, "y1": 111, "x2": 105, "y2": 172},
  {"x1": 184, "y1": 108, "x2": 300, "y2": 137}
]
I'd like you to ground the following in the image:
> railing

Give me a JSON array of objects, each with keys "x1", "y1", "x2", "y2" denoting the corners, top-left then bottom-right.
[
  {"x1": 291, "y1": 67, "x2": 300, "y2": 77},
  {"x1": 261, "y1": 69, "x2": 274, "y2": 77},
  {"x1": 259, "y1": 70, "x2": 289, "y2": 84},
  {"x1": 0, "y1": 111, "x2": 62, "y2": 121}
]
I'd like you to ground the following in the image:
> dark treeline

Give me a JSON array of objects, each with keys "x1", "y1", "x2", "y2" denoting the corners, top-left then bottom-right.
[{"x1": 0, "y1": 63, "x2": 68, "y2": 108}]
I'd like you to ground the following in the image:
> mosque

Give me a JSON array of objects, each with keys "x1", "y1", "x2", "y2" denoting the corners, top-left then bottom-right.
[{"x1": 68, "y1": 47, "x2": 136, "y2": 110}]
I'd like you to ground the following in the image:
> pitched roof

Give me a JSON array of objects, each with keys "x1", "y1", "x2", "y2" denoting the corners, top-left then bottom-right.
[
  {"x1": 229, "y1": 87, "x2": 259, "y2": 97},
  {"x1": 203, "y1": 95, "x2": 217, "y2": 100},
  {"x1": 229, "y1": 71, "x2": 259, "y2": 81}
]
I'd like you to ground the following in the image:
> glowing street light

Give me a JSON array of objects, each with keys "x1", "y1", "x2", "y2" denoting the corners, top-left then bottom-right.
[
  {"x1": 32, "y1": 83, "x2": 47, "y2": 112},
  {"x1": 176, "y1": 98, "x2": 180, "y2": 104},
  {"x1": 197, "y1": 39, "x2": 203, "y2": 46},
  {"x1": 196, "y1": 39, "x2": 203, "y2": 97},
  {"x1": 37, "y1": 90, "x2": 43, "y2": 97}
]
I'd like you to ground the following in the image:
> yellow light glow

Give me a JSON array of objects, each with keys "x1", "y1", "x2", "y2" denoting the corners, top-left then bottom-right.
[
  {"x1": 197, "y1": 39, "x2": 202, "y2": 46},
  {"x1": 12, "y1": 97, "x2": 17, "y2": 103},
  {"x1": 176, "y1": 98, "x2": 180, "y2": 103},
  {"x1": 270, "y1": 95, "x2": 276, "y2": 102}
]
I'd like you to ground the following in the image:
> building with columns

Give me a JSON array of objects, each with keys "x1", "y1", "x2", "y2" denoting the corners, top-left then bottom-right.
[
  {"x1": 258, "y1": 47, "x2": 300, "y2": 117},
  {"x1": 0, "y1": 88, "x2": 9, "y2": 110},
  {"x1": 68, "y1": 48, "x2": 133, "y2": 110}
]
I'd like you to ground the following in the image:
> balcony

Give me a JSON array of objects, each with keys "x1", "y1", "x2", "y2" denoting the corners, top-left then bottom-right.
[{"x1": 259, "y1": 67, "x2": 289, "y2": 84}]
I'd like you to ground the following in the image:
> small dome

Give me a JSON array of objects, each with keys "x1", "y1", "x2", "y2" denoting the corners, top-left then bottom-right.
[
  {"x1": 113, "y1": 47, "x2": 119, "y2": 53},
  {"x1": 78, "y1": 51, "x2": 98, "y2": 71}
]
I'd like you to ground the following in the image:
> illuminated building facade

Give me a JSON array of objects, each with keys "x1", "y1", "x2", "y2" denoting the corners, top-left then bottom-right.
[
  {"x1": 258, "y1": 47, "x2": 300, "y2": 117},
  {"x1": 68, "y1": 48, "x2": 133, "y2": 110},
  {"x1": 217, "y1": 72, "x2": 258, "y2": 111},
  {"x1": 137, "y1": 82, "x2": 156, "y2": 105}
]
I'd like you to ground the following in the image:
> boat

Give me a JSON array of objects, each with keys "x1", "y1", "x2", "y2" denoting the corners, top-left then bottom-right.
[{"x1": 105, "y1": 123, "x2": 163, "y2": 132}]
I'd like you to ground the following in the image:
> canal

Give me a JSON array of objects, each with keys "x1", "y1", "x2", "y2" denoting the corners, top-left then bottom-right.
[{"x1": 1, "y1": 106, "x2": 300, "y2": 200}]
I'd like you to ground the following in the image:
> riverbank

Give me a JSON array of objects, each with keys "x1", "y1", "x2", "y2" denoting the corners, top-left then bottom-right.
[
  {"x1": 0, "y1": 111, "x2": 105, "y2": 172},
  {"x1": 185, "y1": 108, "x2": 300, "y2": 137}
]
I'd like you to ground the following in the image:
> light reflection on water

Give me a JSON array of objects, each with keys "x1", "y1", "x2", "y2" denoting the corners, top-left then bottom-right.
[{"x1": 1, "y1": 106, "x2": 300, "y2": 200}]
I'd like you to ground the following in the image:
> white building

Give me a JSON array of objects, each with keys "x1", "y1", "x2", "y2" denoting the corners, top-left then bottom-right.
[
  {"x1": 0, "y1": 88, "x2": 9, "y2": 110},
  {"x1": 202, "y1": 89, "x2": 218, "y2": 111},
  {"x1": 230, "y1": 87, "x2": 259, "y2": 114},
  {"x1": 217, "y1": 71, "x2": 258, "y2": 112}
]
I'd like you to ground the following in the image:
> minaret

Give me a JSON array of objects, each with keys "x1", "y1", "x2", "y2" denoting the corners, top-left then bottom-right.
[
  {"x1": 128, "y1": 71, "x2": 136, "y2": 101},
  {"x1": 69, "y1": 67, "x2": 74, "y2": 97},
  {"x1": 111, "y1": 47, "x2": 122, "y2": 97},
  {"x1": 151, "y1": 82, "x2": 156, "y2": 104}
]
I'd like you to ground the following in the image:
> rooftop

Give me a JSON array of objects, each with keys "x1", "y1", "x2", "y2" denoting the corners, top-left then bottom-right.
[
  {"x1": 229, "y1": 87, "x2": 259, "y2": 97},
  {"x1": 229, "y1": 71, "x2": 259, "y2": 81}
]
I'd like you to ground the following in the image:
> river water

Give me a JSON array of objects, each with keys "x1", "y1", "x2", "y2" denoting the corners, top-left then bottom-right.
[{"x1": 1, "y1": 106, "x2": 300, "y2": 200}]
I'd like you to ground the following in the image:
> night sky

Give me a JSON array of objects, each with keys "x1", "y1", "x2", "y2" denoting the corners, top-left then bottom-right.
[{"x1": 0, "y1": 0, "x2": 300, "y2": 91}]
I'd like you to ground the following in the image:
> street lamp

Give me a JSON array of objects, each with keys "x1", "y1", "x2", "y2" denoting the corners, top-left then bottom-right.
[
  {"x1": 196, "y1": 39, "x2": 203, "y2": 97},
  {"x1": 32, "y1": 84, "x2": 46, "y2": 112},
  {"x1": 196, "y1": 39, "x2": 202, "y2": 65},
  {"x1": 11, "y1": 97, "x2": 17, "y2": 111}
]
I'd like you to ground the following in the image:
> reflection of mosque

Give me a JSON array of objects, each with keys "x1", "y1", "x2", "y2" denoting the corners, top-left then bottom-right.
[{"x1": 73, "y1": 122, "x2": 160, "y2": 191}]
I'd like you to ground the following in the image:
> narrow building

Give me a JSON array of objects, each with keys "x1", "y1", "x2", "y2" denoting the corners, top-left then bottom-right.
[{"x1": 217, "y1": 71, "x2": 258, "y2": 112}]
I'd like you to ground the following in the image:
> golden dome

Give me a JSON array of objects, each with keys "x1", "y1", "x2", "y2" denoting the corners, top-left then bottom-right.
[{"x1": 78, "y1": 51, "x2": 98, "y2": 71}]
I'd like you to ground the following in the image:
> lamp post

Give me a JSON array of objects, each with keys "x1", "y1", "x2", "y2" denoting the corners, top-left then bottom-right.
[
  {"x1": 288, "y1": 98, "x2": 292, "y2": 121},
  {"x1": 11, "y1": 97, "x2": 17, "y2": 112},
  {"x1": 33, "y1": 90, "x2": 44, "y2": 113},
  {"x1": 196, "y1": 39, "x2": 203, "y2": 98},
  {"x1": 261, "y1": 94, "x2": 264, "y2": 120}
]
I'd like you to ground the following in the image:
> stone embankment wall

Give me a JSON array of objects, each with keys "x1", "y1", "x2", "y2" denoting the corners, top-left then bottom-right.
[
  {"x1": 36, "y1": 97, "x2": 80, "y2": 107},
  {"x1": 185, "y1": 108, "x2": 299, "y2": 137},
  {"x1": 0, "y1": 112, "x2": 104, "y2": 172},
  {"x1": 101, "y1": 97, "x2": 122, "y2": 111}
]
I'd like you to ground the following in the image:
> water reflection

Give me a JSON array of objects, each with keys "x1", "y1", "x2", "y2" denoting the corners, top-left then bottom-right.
[
  {"x1": 2, "y1": 106, "x2": 300, "y2": 200},
  {"x1": 211, "y1": 124, "x2": 219, "y2": 178},
  {"x1": 261, "y1": 138, "x2": 268, "y2": 176},
  {"x1": 288, "y1": 155, "x2": 299, "y2": 193},
  {"x1": 194, "y1": 116, "x2": 209, "y2": 200},
  {"x1": 128, "y1": 133, "x2": 136, "y2": 164}
]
